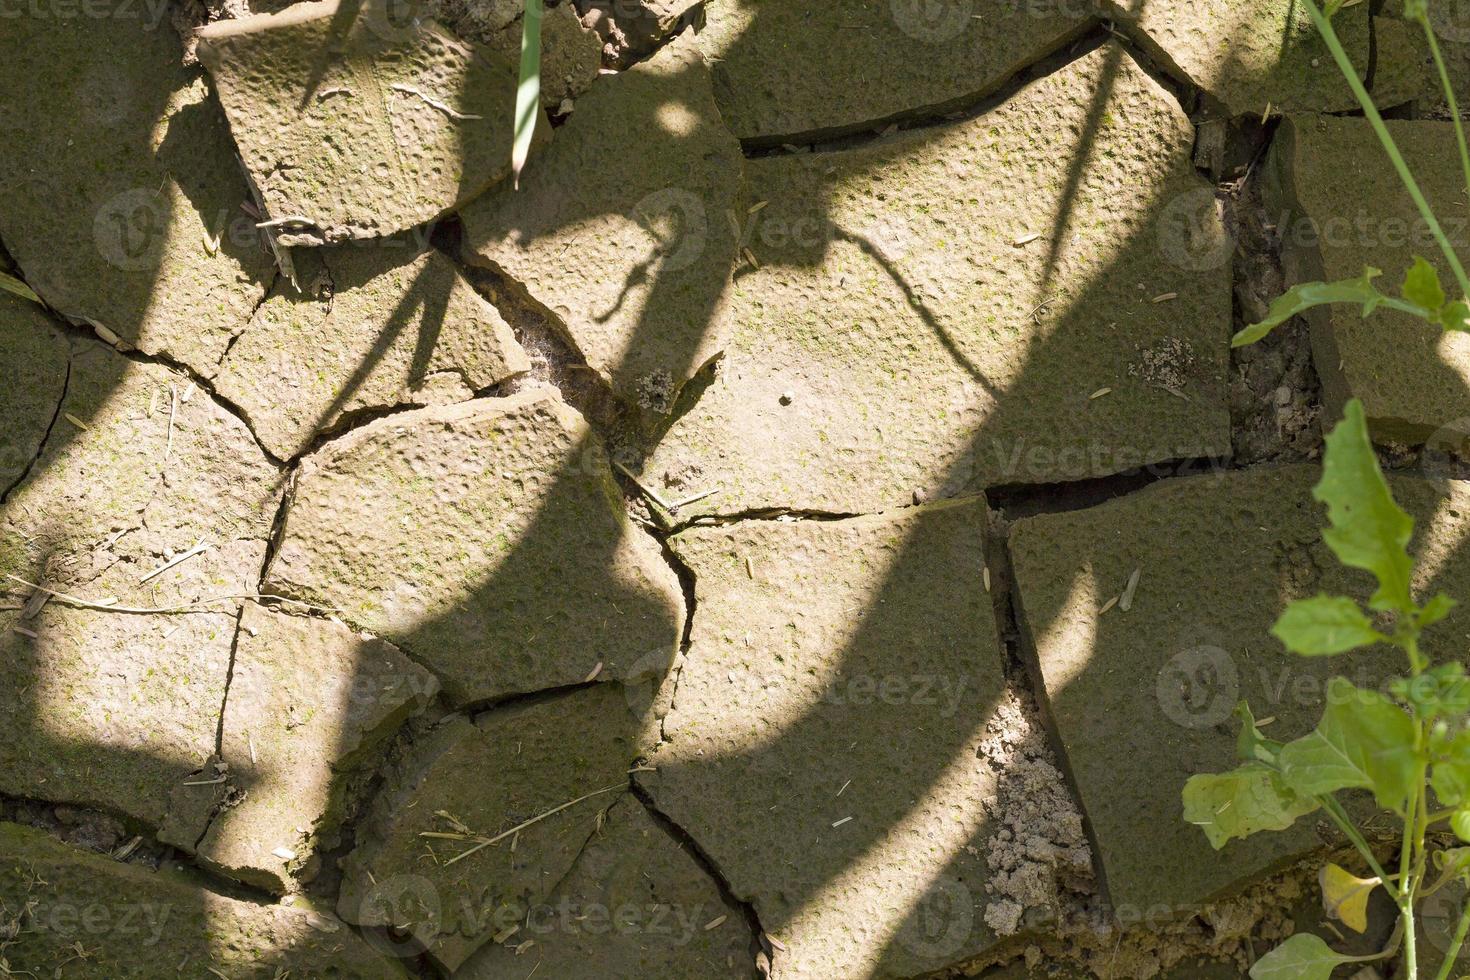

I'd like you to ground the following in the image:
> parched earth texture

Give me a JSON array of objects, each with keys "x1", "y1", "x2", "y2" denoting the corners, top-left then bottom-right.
[{"x1": 0, "y1": 0, "x2": 1466, "y2": 978}]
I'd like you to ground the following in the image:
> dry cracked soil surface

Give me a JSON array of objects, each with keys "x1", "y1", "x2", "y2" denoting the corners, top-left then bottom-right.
[{"x1": 0, "y1": 0, "x2": 1468, "y2": 978}]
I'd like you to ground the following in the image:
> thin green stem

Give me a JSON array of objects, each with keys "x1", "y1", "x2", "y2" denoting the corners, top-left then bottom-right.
[
  {"x1": 1434, "y1": 893, "x2": 1470, "y2": 980},
  {"x1": 1305, "y1": 0, "x2": 1470, "y2": 298},
  {"x1": 1417, "y1": 17, "x2": 1470, "y2": 218},
  {"x1": 1406, "y1": 896, "x2": 1419, "y2": 980}
]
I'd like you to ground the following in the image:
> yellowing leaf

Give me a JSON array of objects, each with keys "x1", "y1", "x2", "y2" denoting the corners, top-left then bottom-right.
[{"x1": 1318, "y1": 862, "x2": 1378, "y2": 933}]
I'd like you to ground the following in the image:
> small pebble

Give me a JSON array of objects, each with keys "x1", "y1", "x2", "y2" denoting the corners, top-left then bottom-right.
[{"x1": 912, "y1": 489, "x2": 928, "y2": 505}]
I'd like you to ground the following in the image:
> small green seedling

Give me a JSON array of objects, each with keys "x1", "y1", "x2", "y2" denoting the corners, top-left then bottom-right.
[{"x1": 1184, "y1": 400, "x2": 1470, "y2": 978}]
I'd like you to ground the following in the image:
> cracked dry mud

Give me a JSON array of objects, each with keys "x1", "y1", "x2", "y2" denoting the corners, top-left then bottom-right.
[{"x1": 0, "y1": 1, "x2": 1464, "y2": 978}]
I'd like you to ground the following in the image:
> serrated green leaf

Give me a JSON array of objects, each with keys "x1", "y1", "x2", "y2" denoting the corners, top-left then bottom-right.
[
  {"x1": 1314, "y1": 400, "x2": 1416, "y2": 613},
  {"x1": 1271, "y1": 595, "x2": 1384, "y2": 656},
  {"x1": 1237, "y1": 701, "x2": 1286, "y2": 764},
  {"x1": 1440, "y1": 299, "x2": 1470, "y2": 332},
  {"x1": 1403, "y1": 255, "x2": 1447, "y2": 311},
  {"x1": 510, "y1": 0, "x2": 544, "y2": 190},
  {"x1": 1183, "y1": 763, "x2": 1319, "y2": 849},
  {"x1": 1279, "y1": 677, "x2": 1418, "y2": 813},
  {"x1": 1232, "y1": 268, "x2": 1386, "y2": 347},
  {"x1": 1248, "y1": 933, "x2": 1357, "y2": 980}
]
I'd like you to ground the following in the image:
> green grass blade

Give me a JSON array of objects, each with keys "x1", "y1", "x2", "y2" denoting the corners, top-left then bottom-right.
[
  {"x1": 1418, "y1": 12, "x2": 1470, "y2": 220},
  {"x1": 0, "y1": 270, "x2": 40, "y2": 305},
  {"x1": 511, "y1": 0, "x2": 543, "y2": 190},
  {"x1": 1305, "y1": 0, "x2": 1470, "y2": 298}
]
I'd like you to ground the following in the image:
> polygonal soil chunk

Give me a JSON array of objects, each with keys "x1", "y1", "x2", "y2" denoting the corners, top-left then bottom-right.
[
  {"x1": 1007, "y1": 465, "x2": 1470, "y2": 915},
  {"x1": 640, "y1": 496, "x2": 1013, "y2": 978},
  {"x1": 0, "y1": 341, "x2": 283, "y2": 832},
  {"x1": 0, "y1": 298, "x2": 69, "y2": 494},
  {"x1": 461, "y1": 31, "x2": 742, "y2": 413},
  {"x1": 264, "y1": 389, "x2": 684, "y2": 705},
  {"x1": 1097, "y1": 1, "x2": 1428, "y2": 116},
  {"x1": 0, "y1": 5, "x2": 274, "y2": 378},
  {"x1": 1267, "y1": 114, "x2": 1470, "y2": 451},
  {"x1": 458, "y1": 794, "x2": 755, "y2": 978},
  {"x1": 195, "y1": 605, "x2": 439, "y2": 893},
  {"x1": 338, "y1": 685, "x2": 649, "y2": 972},
  {"x1": 696, "y1": 0, "x2": 1092, "y2": 143},
  {"x1": 214, "y1": 241, "x2": 530, "y2": 459},
  {"x1": 641, "y1": 43, "x2": 1230, "y2": 516},
  {"x1": 197, "y1": 0, "x2": 547, "y2": 246},
  {"x1": 582, "y1": 0, "x2": 701, "y2": 67},
  {"x1": 0, "y1": 822, "x2": 404, "y2": 979}
]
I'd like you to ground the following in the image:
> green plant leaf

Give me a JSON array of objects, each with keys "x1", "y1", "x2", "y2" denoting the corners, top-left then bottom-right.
[
  {"x1": 1279, "y1": 677, "x2": 1418, "y2": 813},
  {"x1": 1454, "y1": 808, "x2": 1470, "y2": 844},
  {"x1": 1418, "y1": 593, "x2": 1459, "y2": 629},
  {"x1": 1237, "y1": 701, "x2": 1286, "y2": 764},
  {"x1": 1440, "y1": 299, "x2": 1470, "y2": 332},
  {"x1": 1433, "y1": 730, "x2": 1470, "y2": 805},
  {"x1": 1183, "y1": 763, "x2": 1319, "y2": 849},
  {"x1": 1392, "y1": 662, "x2": 1470, "y2": 722},
  {"x1": 510, "y1": 0, "x2": 543, "y2": 189},
  {"x1": 1248, "y1": 933, "x2": 1358, "y2": 980},
  {"x1": 1314, "y1": 400, "x2": 1416, "y2": 613},
  {"x1": 1231, "y1": 269, "x2": 1386, "y2": 347},
  {"x1": 1271, "y1": 595, "x2": 1384, "y2": 656},
  {"x1": 1403, "y1": 255, "x2": 1447, "y2": 311}
]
